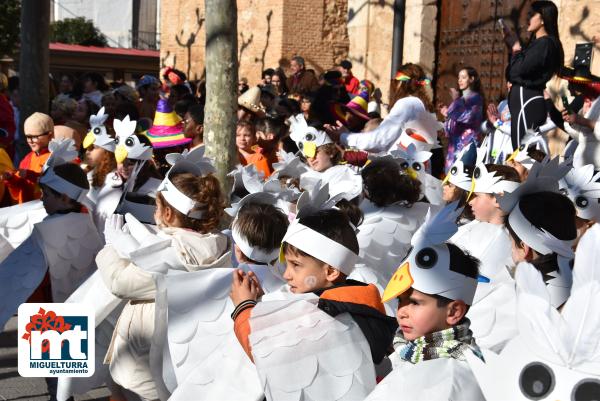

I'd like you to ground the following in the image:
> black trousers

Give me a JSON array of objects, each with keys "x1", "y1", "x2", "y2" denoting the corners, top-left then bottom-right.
[{"x1": 508, "y1": 84, "x2": 547, "y2": 149}]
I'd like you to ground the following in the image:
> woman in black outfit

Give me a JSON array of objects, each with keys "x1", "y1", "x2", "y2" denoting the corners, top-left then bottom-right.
[{"x1": 505, "y1": 1, "x2": 564, "y2": 149}]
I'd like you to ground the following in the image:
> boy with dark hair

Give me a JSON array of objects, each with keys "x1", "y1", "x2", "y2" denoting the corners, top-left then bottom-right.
[
  {"x1": 183, "y1": 104, "x2": 205, "y2": 150},
  {"x1": 255, "y1": 118, "x2": 282, "y2": 167},
  {"x1": 230, "y1": 208, "x2": 397, "y2": 400},
  {"x1": 231, "y1": 202, "x2": 288, "y2": 292},
  {"x1": 505, "y1": 191, "x2": 577, "y2": 307},
  {"x1": 365, "y1": 203, "x2": 485, "y2": 401},
  {"x1": 499, "y1": 158, "x2": 576, "y2": 308}
]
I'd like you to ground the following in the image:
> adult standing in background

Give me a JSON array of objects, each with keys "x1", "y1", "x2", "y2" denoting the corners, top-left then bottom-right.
[
  {"x1": 504, "y1": 0, "x2": 563, "y2": 149},
  {"x1": 286, "y1": 56, "x2": 319, "y2": 96},
  {"x1": 340, "y1": 60, "x2": 360, "y2": 95},
  {"x1": 439, "y1": 67, "x2": 484, "y2": 171}
]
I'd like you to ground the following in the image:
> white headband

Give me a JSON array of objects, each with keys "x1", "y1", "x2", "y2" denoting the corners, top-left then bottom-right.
[
  {"x1": 40, "y1": 168, "x2": 90, "y2": 205},
  {"x1": 159, "y1": 177, "x2": 204, "y2": 219},
  {"x1": 232, "y1": 226, "x2": 280, "y2": 264},
  {"x1": 281, "y1": 220, "x2": 357, "y2": 275},
  {"x1": 508, "y1": 204, "x2": 574, "y2": 258}
]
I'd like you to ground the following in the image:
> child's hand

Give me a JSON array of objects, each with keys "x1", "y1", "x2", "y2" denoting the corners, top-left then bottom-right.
[
  {"x1": 324, "y1": 120, "x2": 349, "y2": 141},
  {"x1": 230, "y1": 269, "x2": 263, "y2": 307},
  {"x1": 486, "y1": 103, "x2": 500, "y2": 124}
]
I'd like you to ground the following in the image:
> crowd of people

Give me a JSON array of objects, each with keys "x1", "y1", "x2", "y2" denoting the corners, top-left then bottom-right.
[{"x1": 0, "y1": 1, "x2": 599, "y2": 400}]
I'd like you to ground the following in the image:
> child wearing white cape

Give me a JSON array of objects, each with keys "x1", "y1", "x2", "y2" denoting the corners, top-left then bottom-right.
[
  {"x1": 231, "y1": 208, "x2": 397, "y2": 400},
  {"x1": 0, "y1": 139, "x2": 102, "y2": 330},
  {"x1": 466, "y1": 223, "x2": 600, "y2": 400},
  {"x1": 452, "y1": 158, "x2": 521, "y2": 351},
  {"x1": 350, "y1": 157, "x2": 433, "y2": 316},
  {"x1": 365, "y1": 203, "x2": 485, "y2": 401},
  {"x1": 97, "y1": 155, "x2": 230, "y2": 401}
]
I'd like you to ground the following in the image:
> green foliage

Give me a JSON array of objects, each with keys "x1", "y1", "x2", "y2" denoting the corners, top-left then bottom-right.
[
  {"x1": 50, "y1": 17, "x2": 108, "y2": 47},
  {"x1": 0, "y1": 0, "x2": 21, "y2": 57}
]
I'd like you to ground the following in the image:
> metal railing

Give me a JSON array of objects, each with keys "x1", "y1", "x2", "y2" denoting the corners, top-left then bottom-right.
[{"x1": 130, "y1": 30, "x2": 160, "y2": 50}]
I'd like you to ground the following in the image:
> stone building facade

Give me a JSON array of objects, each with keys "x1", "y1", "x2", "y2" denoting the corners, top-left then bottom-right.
[{"x1": 160, "y1": 0, "x2": 600, "y2": 105}]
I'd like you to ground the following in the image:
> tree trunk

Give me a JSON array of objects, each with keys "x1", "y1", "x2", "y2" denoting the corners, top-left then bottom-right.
[
  {"x1": 18, "y1": 0, "x2": 50, "y2": 159},
  {"x1": 204, "y1": 0, "x2": 238, "y2": 198}
]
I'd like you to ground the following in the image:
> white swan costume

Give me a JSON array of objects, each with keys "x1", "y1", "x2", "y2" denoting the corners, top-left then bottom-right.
[
  {"x1": 239, "y1": 181, "x2": 378, "y2": 401},
  {"x1": 0, "y1": 139, "x2": 102, "y2": 329},
  {"x1": 82, "y1": 107, "x2": 122, "y2": 238},
  {"x1": 451, "y1": 143, "x2": 521, "y2": 351},
  {"x1": 288, "y1": 113, "x2": 363, "y2": 201},
  {"x1": 466, "y1": 223, "x2": 600, "y2": 400},
  {"x1": 366, "y1": 203, "x2": 484, "y2": 401},
  {"x1": 498, "y1": 157, "x2": 575, "y2": 308}
]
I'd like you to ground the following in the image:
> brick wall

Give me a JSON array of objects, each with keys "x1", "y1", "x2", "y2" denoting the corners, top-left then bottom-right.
[{"x1": 160, "y1": 0, "x2": 349, "y2": 86}]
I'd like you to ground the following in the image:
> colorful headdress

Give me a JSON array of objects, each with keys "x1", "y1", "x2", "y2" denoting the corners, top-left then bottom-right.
[
  {"x1": 443, "y1": 141, "x2": 477, "y2": 191},
  {"x1": 156, "y1": 147, "x2": 215, "y2": 219},
  {"x1": 394, "y1": 71, "x2": 431, "y2": 86},
  {"x1": 382, "y1": 202, "x2": 478, "y2": 304},
  {"x1": 359, "y1": 80, "x2": 375, "y2": 98},
  {"x1": 344, "y1": 92, "x2": 370, "y2": 120},
  {"x1": 114, "y1": 115, "x2": 153, "y2": 163},
  {"x1": 40, "y1": 138, "x2": 90, "y2": 206},
  {"x1": 559, "y1": 164, "x2": 600, "y2": 221},
  {"x1": 145, "y1": 98, "x2": 190, "y2": 149},
  {"x1": 83, "y1": 106, "x2": 115, "y2": 152},
  {"x1": 288, "y1": 114, "x2": 333, "y2": 158}
]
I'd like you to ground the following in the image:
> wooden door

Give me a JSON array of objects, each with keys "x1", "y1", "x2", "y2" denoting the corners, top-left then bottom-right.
[{"x1": 434, "y1": 0, "x2": 533, "y2": 107}]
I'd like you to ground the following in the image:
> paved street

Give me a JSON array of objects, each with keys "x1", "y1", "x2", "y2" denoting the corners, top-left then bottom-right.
[{"x1": 0, "y1": 317, "x2": 109, "y2": 401}]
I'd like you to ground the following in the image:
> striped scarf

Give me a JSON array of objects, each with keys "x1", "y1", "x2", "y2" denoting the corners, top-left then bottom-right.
[{"x1": 394, "y1": 319, "x2": 482, "y2": 364}]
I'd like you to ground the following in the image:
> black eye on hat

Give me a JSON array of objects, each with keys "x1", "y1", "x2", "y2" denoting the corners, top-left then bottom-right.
[
  {"x1": 114, "y1": 137, "x2": 120, "y2": 145},
  {"x1": 463, "y1": 166, "x2": 473, "y2": 175},
  {"x1": 415, "y1": 247, "x2": 437, "y2": 269},
  {"x1": 450, "y1": 166, "x2": 458, "y2": 175},
  {"x1": 400, "y1": 161, "x2": 409, "y2": 170},
  {"x1": 519, "y1": 144, "x2": 526, "y2": 151},
  {"x1": 473, "y1": 166, "x2": 482, "y2": 179},
  {"x1": 519, "y1": 362, "x2": 555, "y2": 400},
  {"x1": 93, "y1": 127, "x2": 101, "y2": 134},
  {"x1": 125, "y1": 137, "x2": 134, "y2": 147},
  {"x1": 575, "y1": 196, "x2": 589, "y2": 208},
  {"x1": 412, "y1": 162, "x2": 422, "y2": 171},
  {"x1": 304, "y1": 133, "x2": 316, "y2": 141},
  {"x1": 572, "y1": 378, "x2": 600, "y2": 401}
]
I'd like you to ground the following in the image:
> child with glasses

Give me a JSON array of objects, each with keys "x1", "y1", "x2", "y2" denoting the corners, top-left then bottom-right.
[{"x1": 3, "y1": 112, "x2": 54, "y2": 203}]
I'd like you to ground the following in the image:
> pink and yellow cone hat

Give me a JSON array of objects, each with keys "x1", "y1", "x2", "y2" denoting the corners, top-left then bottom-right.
[{"x1": 144, "y1": 98, "x2": 191, "y2": 149}]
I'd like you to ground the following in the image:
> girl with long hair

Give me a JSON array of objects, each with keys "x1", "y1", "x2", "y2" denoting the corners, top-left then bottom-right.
[
  {"x1": 328, "y1": 63, "x2": 436, "y2": 154},
  {"x1": 504, "y1": 0, "x2": 564, "y2": 149},
  {"x1": 439, "y1": 67, "x2": 484, "y2": 171}
]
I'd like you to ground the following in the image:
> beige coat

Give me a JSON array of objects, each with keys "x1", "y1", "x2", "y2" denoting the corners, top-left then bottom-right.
[{"x1": 97, "y1": 228, "x2": 231, "y2": 401}]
